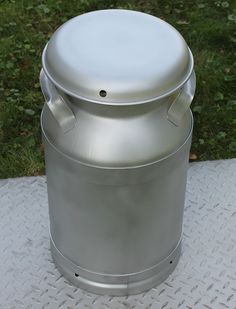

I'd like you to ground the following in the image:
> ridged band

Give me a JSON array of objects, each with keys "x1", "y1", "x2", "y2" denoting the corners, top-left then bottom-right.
[{"x1": 50, "y1": 236, "x2": 181, "y2": 296}]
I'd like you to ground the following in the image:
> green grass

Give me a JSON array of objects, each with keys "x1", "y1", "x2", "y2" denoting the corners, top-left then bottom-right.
[{"x1": 0, "y1": 0, "x2": 236, "y2": 178}]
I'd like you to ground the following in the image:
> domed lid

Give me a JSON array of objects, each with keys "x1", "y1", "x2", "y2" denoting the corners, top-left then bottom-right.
[{"x1": 42, "y1": 9, "x2": 193, "y2": 105}]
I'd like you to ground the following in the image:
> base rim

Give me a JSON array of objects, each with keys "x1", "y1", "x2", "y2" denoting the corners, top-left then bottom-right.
[{"x1": 50, "y1": 238, "x2": 181, "y2": 296}]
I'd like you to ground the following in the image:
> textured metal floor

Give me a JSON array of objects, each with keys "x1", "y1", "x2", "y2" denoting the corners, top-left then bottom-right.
[{"x1": 0, "y1": 159, "x2": 236, "y2": 309}]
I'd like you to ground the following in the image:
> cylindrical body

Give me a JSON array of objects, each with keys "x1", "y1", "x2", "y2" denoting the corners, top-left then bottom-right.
[{"x1": 40, "y1": 10, "x2": 196, "y2": 295}]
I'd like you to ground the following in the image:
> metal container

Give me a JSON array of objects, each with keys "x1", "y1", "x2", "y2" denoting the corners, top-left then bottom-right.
[{"x1": 40, "y1": 9, "x2": 196, "y2": 296}]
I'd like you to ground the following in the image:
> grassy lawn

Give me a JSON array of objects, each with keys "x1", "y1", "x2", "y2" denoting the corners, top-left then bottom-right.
[{"x1": 0, "y1": 0, "x2": 235, "y2": 178}]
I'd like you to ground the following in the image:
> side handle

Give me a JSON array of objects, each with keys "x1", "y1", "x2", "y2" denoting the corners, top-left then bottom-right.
[
  {"x1": 40, "y1": 69, "x2": 76, "y2": 133},
  {"x1": 167, "y1": 71, "x2": 196, "y2": 126}
]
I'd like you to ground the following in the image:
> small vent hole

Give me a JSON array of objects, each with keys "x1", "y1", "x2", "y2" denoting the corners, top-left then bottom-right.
[
  {"x1": 99, "y1": 90, "x2": 107, "y2": 97},
  {"x1": 75, "y1": 273, "x2": 79, "y2": 277},
  {"x1": 169, "y1": 260, "x2": 173, "y2": 264}
]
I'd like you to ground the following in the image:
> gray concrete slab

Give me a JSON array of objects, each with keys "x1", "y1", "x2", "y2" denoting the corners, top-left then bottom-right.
[{"x1": 0, "y1": 159, "x2": 236, "y2": 308}]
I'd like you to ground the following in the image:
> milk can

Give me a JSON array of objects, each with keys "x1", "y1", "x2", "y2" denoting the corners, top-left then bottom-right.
[{"x1": 40, "y1": 9, "x2": 196, "y2": 295}]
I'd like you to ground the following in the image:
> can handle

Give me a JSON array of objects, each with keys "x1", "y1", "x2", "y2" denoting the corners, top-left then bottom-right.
[
  {"x1": 40, "y1": 69, "x2": 76, "y2": 133},
  {"x1": 167, "y1": 71, "x2": 196, "y2": 126}
]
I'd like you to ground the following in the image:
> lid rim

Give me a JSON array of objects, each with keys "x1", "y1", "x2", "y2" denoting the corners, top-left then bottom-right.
[{"x1": 42, "y1": 47, "x2": 194, "y2": 106}]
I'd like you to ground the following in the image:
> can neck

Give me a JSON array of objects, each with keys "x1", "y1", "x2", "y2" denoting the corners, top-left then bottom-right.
[{"x1": 66, "y1": 94, "x2": 170, "y2": 118}]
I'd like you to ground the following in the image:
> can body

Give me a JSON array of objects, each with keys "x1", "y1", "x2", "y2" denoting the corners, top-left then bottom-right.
[{"x1": 41, "y1": 99, "x2": 193, "y2": 295}]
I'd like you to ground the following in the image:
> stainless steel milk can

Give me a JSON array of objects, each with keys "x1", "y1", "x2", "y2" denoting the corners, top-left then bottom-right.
[{"x1": 40, "y1": 9, "x2": 196, "y2": 295}]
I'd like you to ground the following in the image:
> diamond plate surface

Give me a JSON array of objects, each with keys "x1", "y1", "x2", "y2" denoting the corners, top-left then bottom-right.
[{"x1": 0, "y1": 159, "x2": 236, "y2": 309}]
